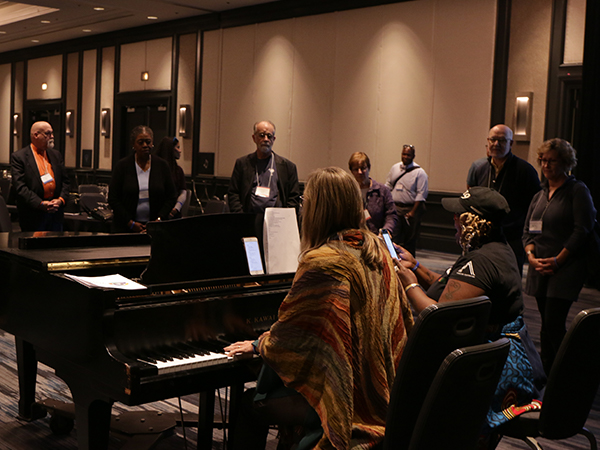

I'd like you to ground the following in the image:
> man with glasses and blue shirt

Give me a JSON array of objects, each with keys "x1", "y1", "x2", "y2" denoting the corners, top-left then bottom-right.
[
  {"x1": 467, "y1": 124, "x2": 540, "y2": 274},
  {"x1": 228, "y1": 120, "x2": 300, "y2": 215},
  {"x1": 11, "y1": 121, "x2": 70, "y2": 231}
]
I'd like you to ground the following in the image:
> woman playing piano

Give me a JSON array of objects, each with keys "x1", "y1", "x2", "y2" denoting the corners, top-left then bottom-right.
[{"x1": 225, "y1": 166, "x2": 413, "y2": 449}]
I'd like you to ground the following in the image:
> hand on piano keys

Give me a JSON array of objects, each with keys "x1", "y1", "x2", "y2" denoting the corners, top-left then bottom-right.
[{"x1": 224, "y1": 340, "x2": 257, "y2": 359}]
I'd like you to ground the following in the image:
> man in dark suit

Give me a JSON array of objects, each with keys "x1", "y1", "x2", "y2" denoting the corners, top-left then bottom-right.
[
  {"x1": 10, "y1": 121, "x2": 70, "y2": 231},
  {"x1": 227, "y1": 120, "x2": 300, "y2": 215}
]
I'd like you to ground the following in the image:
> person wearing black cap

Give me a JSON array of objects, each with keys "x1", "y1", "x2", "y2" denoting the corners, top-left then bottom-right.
[{"x1": 394, "y1": 186, "x2": 545, "y2": 448}]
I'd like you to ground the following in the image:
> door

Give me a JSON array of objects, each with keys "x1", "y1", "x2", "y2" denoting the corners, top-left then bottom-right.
[{"x1": 114, "y1": 93, "x2": 172, "y2": 164}]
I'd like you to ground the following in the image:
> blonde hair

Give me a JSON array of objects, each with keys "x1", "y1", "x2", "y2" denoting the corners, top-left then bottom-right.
[
  {"x1": 537, "y1": 138, "x2": 577, "y2": 172},
  {"x1": 458, "y1": 212, "x2": 493, "y2": 254},
  {"x1": 301, "y1": 167, "x2": 385, "y2": 267}
]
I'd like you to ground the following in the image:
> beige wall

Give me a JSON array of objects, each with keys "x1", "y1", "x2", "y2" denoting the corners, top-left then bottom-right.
[
  {"x1": 119, "y1": 38, "x2": 172, "y2": 93},
  {"x1": 0, "y1": 64, "x2": 11, "y2": 164},
  {"x1": 200, "y1": 0, "x2": 497, "y2": 193},
  {"x1": 12, "y1": 62, "x2": 24, "y2": 152},
  {"x1": 64, "y1": 52, "x2": 79, "y2": 167},
  {"x1": 81, "y1": 50, "x2": 97, "y2": 163},
  {"x1": 99, "y1": 47, "x2": 115, "y2": 170},
  {"x1": 505, "y1": 0, "x2": 553, "y2": 174},
  {"x1": 177, "y1": 33, "x2": 197, "y2": 175},
  {"x1": 27, "y1": 55, "x2": 62, "y2": 100}
]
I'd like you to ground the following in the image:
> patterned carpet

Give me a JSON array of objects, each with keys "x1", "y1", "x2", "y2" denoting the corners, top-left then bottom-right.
[{"x1": 0, "y1": 249, "x2": 598, "y2": 449}]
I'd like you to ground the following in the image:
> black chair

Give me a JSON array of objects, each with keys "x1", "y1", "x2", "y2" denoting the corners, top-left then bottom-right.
[
  {"x1": 497, "y1": 307, "x2": 600, "y2": 450},
  {"x1": 383, "y1": 296, "x2": 492, "y2": 450},
  {"x1": 78, "y1": 184, "x2": 102, "y2": 194},
  {"x1": 0, "y1": 196, "x2": 12, "y2": 232},
  {"x1": 407, "y1": 338, "x2": 510, "y2": 450}
]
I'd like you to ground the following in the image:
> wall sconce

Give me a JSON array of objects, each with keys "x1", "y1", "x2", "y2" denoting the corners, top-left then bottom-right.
[
  {"x1": 12, "y1": 113, "x2": 20, "y2": 137},
  {"x1": 65, "y1": 110, "x2": 74, "y2": 137},
  {"x1": 513, "y1": 92, "x2": 533, "y2": 142},
  {"x1": 101, "y1": 108, "x2": 111, "y2": 137},
  {"x1": 178, "y1": 105, "x2": 192, "y2": 138},
  {"x1": 141, "y1": 71, "x2": 149, "y2": 81},
  {"x1": 41, "y1": 82, "x2": 48, "y2": 91}
]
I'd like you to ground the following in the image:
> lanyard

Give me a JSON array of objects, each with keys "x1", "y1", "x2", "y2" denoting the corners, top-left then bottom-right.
[{"x1": 255, "y1": 156, "x2": 275, "y2": 188}]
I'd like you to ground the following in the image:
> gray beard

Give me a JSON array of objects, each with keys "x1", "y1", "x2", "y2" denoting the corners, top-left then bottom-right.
[{"x1": 47, "y1": 140, "x2": 55, "y2": 150}]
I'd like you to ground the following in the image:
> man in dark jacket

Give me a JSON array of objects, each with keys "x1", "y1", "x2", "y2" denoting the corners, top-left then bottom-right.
[
  {"x1": 227, "y1": 120, "x2": 300, "y2": 215},
  {"x1": 467, "y1": 124, "x2": 541, "y2": 273},
  {"x1": 11, "y1": 121, "x2": 70, "y2": 231}
]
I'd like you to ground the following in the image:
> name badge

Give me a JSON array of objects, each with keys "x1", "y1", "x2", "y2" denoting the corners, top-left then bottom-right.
[
  {"x1": 41, "y1": 173, "x2": 54, "y2": 184},
  {"x1": 255, "y1": 186, "x2": 270, "y2": 198},
  {"x1": 364, "y1": 209, "x2": 371, "y2": 221},
  {"x1": 396, "y1": 184, "x2": 404, "y2": 191},
  {"x1": 529, "y1": 220, "x2": 543, "y2": 234},
  {"x1": 139, "y1": 189, "x2": 150, "y2": 199}
]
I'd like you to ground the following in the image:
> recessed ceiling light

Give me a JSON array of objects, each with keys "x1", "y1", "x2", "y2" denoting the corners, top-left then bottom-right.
[
  {"x1": 94, "y1": 7, "x2": 105, "y2": 11},
  {"x1": 0, "y1": 31, "x2": 6, "y2": 35},
  {"x1": 41, "y1": 20, "x2": 50, "y2": 24},
  {"x1": 82, "y1": 29, "x2": 92, "y2": 32},
  {"x1": 147, "y1": 16, "x2": 158, "y2": 20},
  {"x1": 31, "y1": 39, "x2": 39, "y2": 43}
]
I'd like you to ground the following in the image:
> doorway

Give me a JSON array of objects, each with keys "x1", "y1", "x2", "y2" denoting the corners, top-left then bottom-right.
[{"x1": 114, "y1": 93, "x2": 172, "y2": 165}]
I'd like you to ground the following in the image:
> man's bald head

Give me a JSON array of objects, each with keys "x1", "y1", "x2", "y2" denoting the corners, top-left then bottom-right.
[
  {"x1": 486, "y1": 124, "x2": 513, "y2": 161},
  {"x1": 30, "y1": 121, "x2": 55, "y2": 151}
]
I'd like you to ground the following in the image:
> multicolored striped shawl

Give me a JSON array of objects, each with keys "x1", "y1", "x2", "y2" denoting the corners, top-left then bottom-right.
[{"x1": 259, "y1": 230, "x2": 413, "y2": 449}]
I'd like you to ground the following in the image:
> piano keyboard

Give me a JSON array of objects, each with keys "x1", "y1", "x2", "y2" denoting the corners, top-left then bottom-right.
[{"x1": 136, "y1": 341, "x2": 233, "y2": 375}]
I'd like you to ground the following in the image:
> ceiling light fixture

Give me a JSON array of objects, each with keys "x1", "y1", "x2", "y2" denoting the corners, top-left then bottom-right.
[
  {"x1": 82, "y1": 29, "x2": 91, "y2": 32},
  {"x1": 147, "y1": 16, "x2": 158, "y2": 20},
  {"x1": 94, "y1": 7, "x2": 105, "y2": 11},
  {"x1": 41, "y1": 20, "x2": 50, "y2": 24},
  {"x1": 31, "y1": 39, "x2": 39, "y2": 43}
]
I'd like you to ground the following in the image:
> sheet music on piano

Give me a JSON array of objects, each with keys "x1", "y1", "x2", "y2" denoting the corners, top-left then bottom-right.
[
  {"x1": 63, "y1": 273, "x2": 147, "y2": 290},
  {"x1": 263, "y1": 207, "x2": 300, "y2": 274}
]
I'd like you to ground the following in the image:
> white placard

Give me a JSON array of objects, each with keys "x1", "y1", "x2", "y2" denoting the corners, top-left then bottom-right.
[{"x1": 263, "y1": 207, "x2": 300, "y2": 274}]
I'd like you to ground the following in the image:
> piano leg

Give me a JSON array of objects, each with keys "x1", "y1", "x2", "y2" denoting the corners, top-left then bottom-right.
[
  {"x1": 15, "y1": 338, "x2": 46, "y2": 421},
  {"x1": 67, "y1": 383, "x2": 113, "y2": 450},
  {"x1": 227, "y1": 383, "x2": 244, "y2": 450},
  {"x1": 198, "y1": 390, "x2": 215, "y2": 450}
]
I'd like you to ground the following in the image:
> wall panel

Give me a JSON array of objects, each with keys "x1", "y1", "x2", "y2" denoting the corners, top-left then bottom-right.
[
  {"x1": 99, "y1": 47, "x2": 115, "y2": 170},
  {"x1": 27, "y1": 55, "x2": 62, "y2": 100},
  {"x1": 81, "y1": 50, "x2": 97, "y2": 163},
  {"x1": 64, "y1": 52, "x2": 78, "y2": 167},
  {"x1": 0, "y1": 64, "x2": 10, "y2": 164},
  {"x1": 201, "y1": 0, "x2": 497, "y2": 193}
]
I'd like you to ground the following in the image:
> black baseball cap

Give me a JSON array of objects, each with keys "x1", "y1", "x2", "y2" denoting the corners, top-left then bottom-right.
[{"x1": 441, "y1": 187, "x2": 510, "y2": 223}]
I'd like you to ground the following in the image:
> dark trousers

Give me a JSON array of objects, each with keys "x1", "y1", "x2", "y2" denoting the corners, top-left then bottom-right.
[
  {"x1": 536, "y1": 295, "x2": 573, "y2": 375},
  {"x1": 392, "y1": 204, "x2": 423, "y2": 256},
  {"x1": 231, "y1": 386, "x2": 323, "y2": 450}
]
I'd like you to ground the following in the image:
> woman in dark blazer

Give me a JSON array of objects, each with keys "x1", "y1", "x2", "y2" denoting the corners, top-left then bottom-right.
[{"x1": 108, "y1": 125, "x2": 177, "y2": 233}]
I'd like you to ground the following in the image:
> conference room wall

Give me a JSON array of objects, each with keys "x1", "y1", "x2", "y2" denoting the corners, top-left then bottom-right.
[
  {"x1": 99, "y1": 47, "x2": 115, "y2": 171},
  {"x1": 201, "y1": 0, "x2": 496, "y2": 193},
  {"x1": 0, "y1": 64, "x2": 10, "y2": 165},
  {"x1": 64, "y1": 52, "x2": 78, "y2": 168}
]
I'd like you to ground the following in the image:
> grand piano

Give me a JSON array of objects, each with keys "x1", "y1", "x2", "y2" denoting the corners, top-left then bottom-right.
[{"x1": 0, "y1": 213, "x2": 294, "y2": 450}]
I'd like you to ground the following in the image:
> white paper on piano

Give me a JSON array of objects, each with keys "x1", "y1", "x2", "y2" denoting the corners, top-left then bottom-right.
[
  {"x1": 263, "y1": 207, "x2": 300, "y2": 274},
  {"x1": 63, "y1": 273, "x2": 147, "y2": 290}
]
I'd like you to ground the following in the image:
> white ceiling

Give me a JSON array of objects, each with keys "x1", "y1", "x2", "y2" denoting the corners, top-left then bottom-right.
[{"x1": 0, "y1": 0, "x2": 276, "y2": 53}]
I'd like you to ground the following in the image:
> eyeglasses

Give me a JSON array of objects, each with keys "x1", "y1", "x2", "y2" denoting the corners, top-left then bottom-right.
[
  {"x1": 350, "y1": 166, "x2": 368, "y2": 173},
  {"x1": 403, "y1": 144, "x2": 415, "y2": 150},
  {"x1": 487, "y1": 137, "x2": 509, "y2": 144},
  {"x1": 256, "y1": 132, "x2": 274, "y2": 140},
  {"x1": 37, "y1": 131, "x2": 54, "y2": 137},
  {"x1": 539, "y1": 158, "x2": 559, "y2": 166}
]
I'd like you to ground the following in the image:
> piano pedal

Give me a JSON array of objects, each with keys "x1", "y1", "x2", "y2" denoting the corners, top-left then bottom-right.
[{"x1": 37, "y1": 399, "x2": 75, "y2": 435}]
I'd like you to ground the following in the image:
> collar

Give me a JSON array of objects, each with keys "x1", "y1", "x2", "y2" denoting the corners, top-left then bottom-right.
[{"x1": 30, "y1": 143, "x2": 46, "y2": 156}]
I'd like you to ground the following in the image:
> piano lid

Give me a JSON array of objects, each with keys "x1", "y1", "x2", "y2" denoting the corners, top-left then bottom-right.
[{"x1": 142, "y1": 213, "x2": 262, "y2": 285}]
